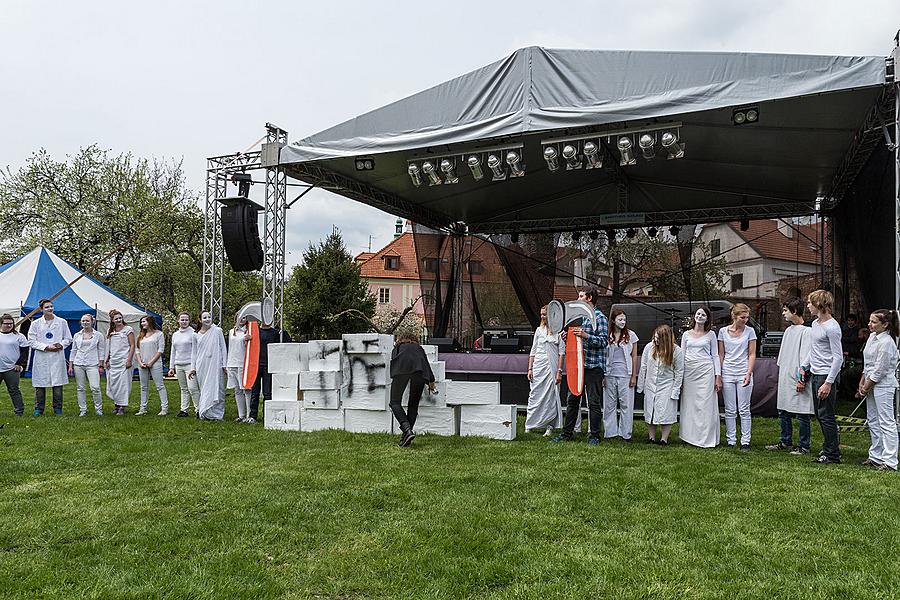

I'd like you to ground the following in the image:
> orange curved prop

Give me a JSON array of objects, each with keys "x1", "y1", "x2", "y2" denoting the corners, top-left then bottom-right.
[
  {"x1": 565, "y1": 328, "x2": 583, "y2": 396},
  {"x1": 242, "y1": 321, "x2": 260, "y2": 389}
]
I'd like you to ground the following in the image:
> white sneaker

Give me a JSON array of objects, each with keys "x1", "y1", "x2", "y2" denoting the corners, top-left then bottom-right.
[
  {"x1": 234, "y1": 417, "x2": 245, "y2": 423},
  {"x1": 245, "y1": 417, "x2": 257, "y2": 424},
  {"x1": 158, "y1": 410, "x2": 168, "y2": 416},
  {"x1": 95, "y1": 410, "x2": 103, "y2": 416},
  {"x1": 135, "y1": 410, "x2": 147, "y2": 416},
  {"x1": 79, "y1": 410, "x2": 87, "y2": 417},
  {"x1": 544, "y1": 427, "x2": 555, "y2": 437}
]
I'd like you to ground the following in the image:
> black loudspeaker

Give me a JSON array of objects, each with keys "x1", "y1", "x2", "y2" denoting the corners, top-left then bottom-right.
[
  {"x1": 490, "y1": 338, "x2": 520, "y2": 354},
  {"x1": 221, "y1": 199, "x2": 263, "y2": 271},
  {"x1": 428, "y1": 337, "x2": 460, "y2": 353}
]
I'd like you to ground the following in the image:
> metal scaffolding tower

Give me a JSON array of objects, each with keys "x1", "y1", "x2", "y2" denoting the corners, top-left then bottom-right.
[{"x1": 262, "y1": 124, "x2": 289, "y2": 331}]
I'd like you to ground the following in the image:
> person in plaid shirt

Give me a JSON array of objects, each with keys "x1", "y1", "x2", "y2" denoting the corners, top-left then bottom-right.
[{"x1": 552, "y1": 287, "x2": 610, "y2": 445}]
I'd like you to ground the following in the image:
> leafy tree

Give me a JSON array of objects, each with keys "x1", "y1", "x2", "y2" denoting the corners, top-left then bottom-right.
[{"x1": 284, "y1": 228, "x2": 376, "y2": 339}]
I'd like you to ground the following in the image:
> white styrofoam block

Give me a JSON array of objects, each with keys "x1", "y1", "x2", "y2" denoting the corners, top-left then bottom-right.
[
  {"x1": 297, "y1": 343, "x2": 310, "y2": 372},
  {"x1": 430, "y1": 361, "x2": 446, "y2": 382},
  {"x1": 263, "y1": 400, "x2": 301, "y2": 431},
  {"x1": 300, "y1": 407, "x2": 345, "y2": 432},
  {"x1": 342, "y1": 384, "x2": 390, "y2": 410},
  {"x1": 445, "y1": 380, "x2": 500, "y2": 405},
  {"x1": 299, "y1": 370, "x2": 343, "y2": 390},
  {"x1": 345, "y1": 353, "x2": 390, "y2": 390},
  {"x1": 267, "y1": 343, "x2": 303, "y2": 374},
  {"x1": 459, "y1": 404, "x2": 517, "y2": 440},
  {"x1": 271, "y1": 373, "x2": 298, "y2": 401},
  {"x1": 410, "y1": 406, "x2": 459, "y2": 436},
  {"x1": 422, "y1": 345, "x2": 438, "y2": 361},
  {"x1": 342, "y1": 333, "x2": 394, "y2": 355},
  {"x1": 302, "y1": 388, "x2": 342, "y2": 409},
  {"x1": 308, "y1": 340, "x2": 344, "y2": 371},
  {"x1": 344, "y1": 409, "x2": 393, "y2": 433},
  {"x1": 401, "y1": 380, "x2": 448, "y2": 407}
]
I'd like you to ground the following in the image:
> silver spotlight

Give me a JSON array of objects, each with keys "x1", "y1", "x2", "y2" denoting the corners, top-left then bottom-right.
[
  {"x1": 543, "y1": 146, "x2": 560, "y2": 172},
  {"x1": 467, "y1": 155, "x2": 484, "y2": 181},
  {"x1": 408, "y1": 163, "x2": 422, "y2": 187},
  {"x1": 422, "y1": 161, "x2": 442, "y2": 186},
  {"x1": 639, "y1": 134, "x2": 656, "y2": 160},
  {"x1": 583, "y1": 141, "x2": 602, "y2": 169},
  {"x1": 440, "y1": 159, "x2": 459, "y2": 184},
  {"x1": 661, "y1": 132, "x2": 685, "y2": 159},
  {"x1": 487, "y1": 154, "x2": 506, "y2": 181},
  {"x1": 617, "y1": 136, "x2": 636, "y2": 166},
  {"x1": 562, "y1": 144, "x2": 582, "y2": 170},
  {"x1": 506, "y1": 150, "x2": 525, "y2": 178}
]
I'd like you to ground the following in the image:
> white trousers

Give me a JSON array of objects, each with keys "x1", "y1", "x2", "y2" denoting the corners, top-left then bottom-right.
[
  {"x1": 722, "y1": 378, "x2": 753, "y2": 445},
  {"x1": 867, "y1": 387, "x2": 899, "y2": 470},
  {"x1": 226, "y1": 366, "x2": 250, "y2": 419},
  {"x1": 74, "y1": 365, "x2": 103, "y2": 412},
  {"x1": 175, "y1": 364, "x2": 201, "y2": 412},
  {"x1": 603, "y1": 376, "x2": 634, "y2": 439},
  {"x1": 139, "y1": 362, "x2": 169, "y2": 412}
]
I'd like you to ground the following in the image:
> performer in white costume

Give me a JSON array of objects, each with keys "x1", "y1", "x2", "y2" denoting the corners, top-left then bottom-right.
[
  {"x1": 680, "y1": 306, "x2": 722, "y2": 448},
  {"x1": 226, "y1": 313, "x2": 252, "y2": 422},
  {"x1": 68, "y1": 314, "x2": 106, "y2": 416},
  {"x1": 637, "y1": 325, "x2": 684, "y2": 445},
  {"x1": 105, "y1": 309, "x2": 135, "y2": 415},
  {"x1": 766, "y1": 298, "x2": 814, "y2": 454},
  {"x1": 29, "y1": 299, "x2": 72, "y2": 416},
  {"x1": 718, "y1": 303, "x2": 757, "y2": 450},
  {"x1": 136, "y1": 316, "x2": 168, "y2": 416},
  {"x1": 0, "y1": 313, "x2": 32, "y2": 416},
  {"x1": 857, "y1": 309, "x2": 899, "y2": 471},
  {"x1": 603, "y1": 308, "x2": 639, "y2": 440},
  {"x1": 190, "y1": 311, "x2": 227, "y2": 421},
  {"x1": 168, "y1": 312, "x2": 200, "y2": 417},
  {"x1": 525, "y1": 305, "x2": 564, "y2": 436}
]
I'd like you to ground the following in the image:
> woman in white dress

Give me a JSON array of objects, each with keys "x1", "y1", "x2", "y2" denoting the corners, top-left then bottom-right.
[
  {"x1": 680, "y1": 306, "x2": 722, "y2": 448},
  {"x1": 717, "y1": 303, "x2": 757, "y2": 450},
  {"x1": 105, "y1": 309, "x2": 136, "y2": 416},
  {"x1": 167, "y1": 312, "x2": 200, "y2": 417},
  {"x1": 637, "y1": 324, "x2": 684, "y2": 445},
  {"x1": 136, "y1": 316, "x2": 168, "y2": 416},
  {"x1": 226, "y1": 313, "x2": 252, "y2": 423},
  {"x1": 190, "y1": 311, "x2": 227, "y2": 421},
  {"x1": 525, "y1": 306, "x2": 563, "y2": 436},
  {"x1": 68, "y1": 314, "x2": 106, "y2": 416},
  {"x1": 857, "y1": 309, "x2": 899, "y2": 471},
  {"x1": 603, "y1": 308, "x2": 639, "y2": 441}
]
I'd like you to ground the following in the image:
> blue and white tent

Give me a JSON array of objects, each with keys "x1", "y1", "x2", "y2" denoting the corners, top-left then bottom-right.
[{"x1": 0, "y1": 246, "x2": 161, "y2": 332}]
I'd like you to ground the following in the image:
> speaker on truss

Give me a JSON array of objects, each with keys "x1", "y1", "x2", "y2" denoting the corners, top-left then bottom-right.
[{"x1": 220, "y1": 197, "x2": 264, "y2": 272}]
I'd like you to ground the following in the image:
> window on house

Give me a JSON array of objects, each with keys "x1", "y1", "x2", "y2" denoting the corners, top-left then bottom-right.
[
  {"x1": 730, "y1": 274, "x2": 744, "y2": 292},
  {"x1": 384, "y1": 256, "x2": 399, "y2": 270},
  {"x1": 467, "y1": 260, "x2": 484, "y2": 275},
  {"x1": 710, "y1": 238, "x2": 721, "y2": 256},
  {"x1": 422, "y1": 293, "x2": 435, "y2": 306},
  {"x1": 379, "y1": 288, "x2": 391, "y2": 304},
  {"x1": 423, "y1": 258, "x2": 438, "y2": 273}
]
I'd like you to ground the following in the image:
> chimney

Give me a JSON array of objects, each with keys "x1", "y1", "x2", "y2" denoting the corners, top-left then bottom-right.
[{"x1": 776, "y1": 219, "x2": 793, "y2": 239}]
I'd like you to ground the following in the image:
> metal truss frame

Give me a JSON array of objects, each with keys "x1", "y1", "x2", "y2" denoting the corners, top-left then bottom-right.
[
  {"x1": 891, "y1": 38, "x2": 900, "y2": 428},
  {"x1": 262, "y1": 124, "x2": 289, "y2": 331}
]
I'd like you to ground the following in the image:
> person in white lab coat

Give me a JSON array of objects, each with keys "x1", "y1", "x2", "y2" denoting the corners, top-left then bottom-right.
[
  {"x1": 857, "y1": 309, "x2": 899, "y2": 472},
  {"x1": 766, "y1": 297, "x2": 814, "y2": 454},
  {"x1": 603, "y1": 308, "x2": 639, "y2": 441},
  {"x1": 190, "y1": 311, "x2": 227, "y2": 421},
  {"x1": 225, "y1": 313, "x2": 252, "y2": 423},
  {"x1": 168, "y1": 312, "x2": 200, "y2": 417},
  {"x1": 136, "y1": 315, "x2": 168, "y2": 416},
  {"x1": 680, "y1": 306, "x2": 722, "y2": 448},
  {"x1": 28, "y1": 299, "x2": 72, "y2": 416},
  {"x1": 68, "y1": 314, "x2": 106, "y2": 416},
  {"x1": 718, "y1": 303, "x2": 757, "y2": 451},
  {"x1": 637, "y1": 325, "x2": 684, "y2": 445},
  {"x1": 105, "y1": 309, "x2": 135, "y2": 416},
  {"x1": 525, "y1": 305, "x2": 564, "y2": 436}
]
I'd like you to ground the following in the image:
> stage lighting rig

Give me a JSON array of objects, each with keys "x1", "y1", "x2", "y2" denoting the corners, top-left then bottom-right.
[
  {"x1": 617, "y1": 136, "x2": 636, "y2": 166},
  {"x1": 661, "y1": 132, "x2": 685, "y2": 159},
  {"x1": 355, "y1": 158, "x2": 375, "y2": 171},
  {"x1": 647, "y1": 227, "x2": 658, "y2": 238},
  {"x1": 422, "y1": 161, "x2": 441, "y2": 186},
  {"x1": 487, "y1": 154, "x2": 506, "y2": 181},
  {"x1": 562, "y1": 145, "x2": 582, "y2": 170},
  {"x1": 506, "y1": 150, "x2": 525, "y2": 177},
  {"x1": 440, "y1": 159, "x2": 459, "y2": 184},
  {"x1": 583, "y1": 141, "x2": 603, "y2": 169},
  {"x1": 732, "y1": 106, "x2": 759, "y2": 125},
  {"x1": 669, "y1": 226, "x2": 680, "y2": 236},
  {"x1": 408, "y1": 164, "x2": 422, "y2": 187},
  {"x1": 467, "y1": 155, "x2": 484, "y2": 180},
  {"x1": 543, "y1": 147, "x2": 560, "y2": 172},
  {"x1": 638, "y1": 134, "x2": 656, "y2": 160},
  {"x1": 407, "y1": 142, "x2": 523, "y2": 187},
  {"x1": 541, "y1": 121, "x2": 684, "y2": 173}
]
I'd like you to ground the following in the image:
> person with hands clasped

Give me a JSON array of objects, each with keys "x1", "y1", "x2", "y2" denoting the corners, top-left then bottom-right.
[
  {"x1": 525, "y1": 305, "x2": 564, "y2": 436},
  {"x1": 856, "y1": 309, "x2": 899, "y2": 472},
  {"x1": 168, "y1": 312, "x2": 200, "y2": 417},
  {"x1": 0, "y1": 313, "x2": 31, "y2": 416},
  {"x1": 29, "y1": 299, "x2": 72, "y2": 416},
  {"x1": 638, "y1": 325, "x2": 684, "y2": 445},
  {"x1": 68, "y1": 314, "x2": 106, "y2": 416},
  {"x1": 135, "y1": 316, "x2": 168, "y2": 416},
  {"x1": 718, "y1": 303, "x2": 757, "y2": 451},
  {"x1": 105, "y1": 309, "x2": 136, "y2": 416},
  {"x1": 603, "y1": 308, "x2": 639, "y2": 441},
  {"x1": 680, "y1": 306, "x2": 722, "y2": 448}
]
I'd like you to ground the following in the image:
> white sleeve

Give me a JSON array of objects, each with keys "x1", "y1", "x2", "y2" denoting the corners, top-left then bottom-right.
[
  {"x1": 28, "y1": 323, "x2": 47, "y2": 351},
  {"x1": 868, "y1": 339, "x2": 893, "y2": 383},
  {"x1": 709, "y1": 332, "x2": 721, "y2": 376},
  {"x1": 157, "y1": 332, "x2": 166, "y2": 354},
  {"x1": 529, "y1": 330, "x2": 539, "y2": 357},
  {"x1": 825, "y1": 323, "x2": 843, "y2": 384},
  {"x1": 671, "y1": 347, "x2": 685, "y2": 400},
  {"x1": 637, "y1": 345, "x2": 650, "y2": 393},
  {"x1": 97, "y1": 335, "x2": 106, "y2": 365}
]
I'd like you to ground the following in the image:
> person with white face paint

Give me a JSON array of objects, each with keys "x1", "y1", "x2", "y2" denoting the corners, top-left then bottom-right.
[
  {"x1": 168, "y1": 312, "x2": 200, "y2": 417},
  {"x1": 226, "y1": 313, "x2": 252, "y2": 422},
  {"x1": 0, "y1": 313, "x2": 31, "y2": 416},
  {"x1": 28, "y1": 299, "x2": 72, "y2": 416},
  {"x1": 68, "y1": 314, "x2": 106, "y2": 416},
  {"x1": 603, "y1": 309, "x2": 639, "y2": 440},
  {"x1": 135, "y1": 316, "x2": 168, "y2": 416},
  {"x1": 637, "y1": 324, "x2": 684, "y2": 445},
  {"x1": 189, "y1": 311, "x2": 227, "y2": 421},
  {"x1": 680, "y1": 306, "x2": 722, "y2": 448},
  {"x1": 856, "y1": 309, "x2": 899, "y2": 471},
  {"x1": 524, "y1": 305, "x2": 564, "y2": 436},
  {"x1": 105, "y1": 309, "x2": 135, "y2": 415},
  {"x1": 717, "y1": 303, "x2": 757, "y2": 450}
]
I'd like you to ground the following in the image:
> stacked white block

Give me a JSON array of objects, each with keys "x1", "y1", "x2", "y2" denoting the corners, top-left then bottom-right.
[
  {"x1": 344, "y1": 408, "x2": 393, "y2": 433},
  {"x1": 300, "y1": 407, "x2": 345, "y2": 432},
  {"x1": 422, "y1": 345, "x2": 438, "y2": 362},
  {"x1": 271, "y1": 373, "x2": 299, "y2": 401},
  {"x1": 343, "y1": 353, "x2": 391, "y2": 410},
  {"x1": 430, "y1": 361, "x2": 446, "y2": 382},
  {"x1": 459, "y1": 404, "x2": 517, "y2": 440},
  {"x1": 267, "y1": 343, "x2": 305, "y2": 374},
  {"x1": 303, "y1": 339, "x2": 346, "y2": 418},
  {"x1": 308, "y1": 340, "x2": 347, "y2": 374},
  {"x1": 302, "y1": 389, "x2": 342, "y2": 409},
  {"x1": 445, "y1": 381, "x2": 501, "y2": 406},
  {"x1": 392, "y1": 406, "x2": 459, "y2": 436},
  {"x1": 342, "y1": 333, "x2": 394, "y2": 355},
  {"x1": 263, "y1": 400, "x2": 301, "y2": 431},
  {"x1": 401, "y1": 380, "x2": 448, "y2": 407}
]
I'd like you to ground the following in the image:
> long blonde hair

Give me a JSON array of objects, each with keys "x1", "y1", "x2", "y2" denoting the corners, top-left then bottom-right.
[{"x1": 651, "y1": 325, "x2": 675, "y2": 366}]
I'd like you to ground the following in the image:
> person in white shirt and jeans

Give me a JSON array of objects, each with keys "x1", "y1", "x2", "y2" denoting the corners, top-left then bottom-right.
[
  {"x1": 136, "y1": 315, "x2": 168, "y2": 416},
  {"x1": 0, "y1": 314, "x2": 31, "y2": 416},
  {"x1": 167, "y1": 312, "x2": 200, "y2": 417},
  {"x1": 856, "y1": 309, "x2": 899, "y2": 471},
  {"x1": 68, "y1": 314, "x2": 106, "y2": 416}
]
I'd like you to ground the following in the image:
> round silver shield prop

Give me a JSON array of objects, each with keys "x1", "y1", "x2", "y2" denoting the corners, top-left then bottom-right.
[{"x1": 547, "y1": 299, "x2": 565, "y2": 334}]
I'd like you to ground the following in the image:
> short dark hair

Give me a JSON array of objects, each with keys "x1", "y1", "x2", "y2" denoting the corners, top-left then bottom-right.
[
  {"x1": 782, "y1": 297, "x2": 804, "y2": 317},
  {"x1": 580, "y1": 286, "x2": 598, "y2": 306},
  {"x1": 38, "y1": 298, "x2": 52, "y2": 308},
  {"x1": 847, "y1": 313, "x2": 858, "y2": 321},
  {"x1": 0, "y1": 313, "x2": 14, "y2": 324}
]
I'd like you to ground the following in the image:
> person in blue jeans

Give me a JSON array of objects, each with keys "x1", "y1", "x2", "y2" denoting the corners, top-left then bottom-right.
[{"x1": 767, "y1": 297, "x2": 814, "y2": 454}]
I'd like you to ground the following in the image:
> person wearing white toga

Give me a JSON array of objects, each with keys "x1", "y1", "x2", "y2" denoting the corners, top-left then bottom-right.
[
  {"x1": 226, "y1": 313, "x2": 252, "y2": 423},
  {"x1": 29, "y1": 299, "x2": 72, "y2": 416},
  {"x1": 135, "y1": 315, "x2": 168, "y2": 416},
  {"x1": 680, "y1": 306, "x2": 722, "y2": 448},
  {"x1": 718, "y1": 303, "x2": 757, "y2": 451},
  {"x1": 105, "y1": 309, "x2": 135, "y2": 416},
  {"x1": 168, "y1": 312, "x2": 200, "y2": 417},
  {"x1": 189, "y1": 311, "x2": 227, "y2": 421},
  {"x1": 525, "y1": 305, "x2": 564, "y2": 436},
  {"x1": 603, "y1": 308, "x2": 639, "y2": 441},
  {"x1": 68, "y1": 314, "x2": 106, "y2": 416},
  {"x1": 856, "y1": 309, "x2": 899, "y2": 472}
]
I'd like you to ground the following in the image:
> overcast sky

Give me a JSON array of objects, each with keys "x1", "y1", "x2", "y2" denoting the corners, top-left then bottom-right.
[{"x1": 2, "y1": 1, "x2": 898, "y2": 267}]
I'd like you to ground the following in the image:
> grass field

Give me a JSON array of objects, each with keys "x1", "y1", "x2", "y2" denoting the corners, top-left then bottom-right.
[{"x1": 0, "y1": 379, "x2": 897, "y2": 599}]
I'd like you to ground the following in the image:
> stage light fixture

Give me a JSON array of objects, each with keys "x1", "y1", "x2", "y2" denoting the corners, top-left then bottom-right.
[
  {"x1": 669, "y1": 226, "x2": 680, "y2": 236},
  {"x1": 661, "y1": 132, "x2": 685, "y2": 159},
  {"x1": 487, "y1": 154, "x2": 506, "y2": 181},
  {"x1": 740, "y1": 219, "x2": 750, "y2": 231},
  {"x1": 408, "y1": 164, "x2": 422, "y2": 187},
  {"x1": 617, "y1": 136, "x2": 636, "y2": 166},
  {"x1": 562, "y1": 144, "x2": 582, "y2": 170},
  {"x1": 467, "y1": 155, "x2": 484, "y2": 181},
  {"x1": 422, "y1": 161, "x2": 442, "y2": 186},
  {"x1": 355, "y1": 158, "x2": 375, "y2": 171},
  {"x1": 639, "y1": 134, "x2": 656, "y2": 160},
  {"x1": 571, "y1": 231, "x2": 582, "y2": 242},
  {"x1": 506, "y1": 150, "x2": 525, "y2": 177},
  {"x1": 510, "y1": 232, "x2": 519, "y2": 244},
  {"x1": 440, "y1": 159, "x2": 459, "y2": 184},
  {"x1": 588, "y1": 230, "x2": 599, "y2": 241},
  {"x1": 732, "y1": 106, "x2": 759, "y2": 125},
  {"x1": 648, "y1": 227, "x2": 658, "y2": 238},
  {"x1": 583, "y1": 141, "x2": 603, "y2": 169},
  {"x1": 626, "y1": 228, "x2": 637, "y2": 239},
  {"x1": 543, "y1": 146, "x2": 560, "y2": 172}
]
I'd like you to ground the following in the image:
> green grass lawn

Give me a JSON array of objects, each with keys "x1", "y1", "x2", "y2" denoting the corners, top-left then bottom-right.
[{"x1": 0, "y1": 379, "x2": 897, "y2": 599}]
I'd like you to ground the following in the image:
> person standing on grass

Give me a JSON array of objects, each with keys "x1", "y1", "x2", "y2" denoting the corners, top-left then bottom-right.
[
  {"x1": 247, "y1": 321, "x2": 292, "y2": 424},
  {"x1": 226, "y1": 312, "x2": 252, "y2": 423},
  {"x1": 388, "y1": 334, "x2": 436, "y2": 447},
  {"x1": 718, "y1": 303, "x2": 757, "y2": 451},
  {"x1": 602, "y1": 308, "x2": 639, "y2": 441},
  {"x1": 638, "y1": 324, "x2": 684, "y2": 445},
  {"x1": 28, "y1": 299, "x2": 71, "y2": 416},
  {"x1": 767, "y1": 298, "x2": 814, "y2": 455},
  {"x1": 525, "y1": 305, "x2": 564, "y2": 437},
  {"x1": 189, "y1": 311, "x2": 227, "y2": 421},
  {"x1": 856, "y1": 309, "x2": 899, "y2": 472},
  {"x1": 168, "y1": 312, "x2": 200, "y2": 417},
  {"x1": 68, "y1": 314, "x2": 106, "y2": 417},
  {"x1": 798, "y1": 289, "x2": 844, "y2": 465},
  {"x1": 551, "y1": 287, "x2": 610, "y2": 446},
  {"x1": 680, "y1": 306, "x2": 722, "y2": 448},
  {"x1": 105, "y1": 309, "x2": 135, "y2": 416},
  {"x1": 136, "y1": 316, "x2": 168, "y2": 416},
  {"x1": 0, "y1": 313, "x2": 31, "y2": 416}
]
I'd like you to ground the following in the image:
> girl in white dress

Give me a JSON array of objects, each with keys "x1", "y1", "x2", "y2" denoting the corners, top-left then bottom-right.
[
  {"x1": 68, "y1": 314, "x2": 106, "y2": 416},
  {"x1": 717, "y1": 303, "x2": 757, "y2": 450},
  {"x1": 603, "y1": 308, "x2": 639, "y2": 440},
  {"x1": 105, "y1": 309, "x2": 136, "y2": 416},
  {"x1": 857, "y1": 309, "x2": 899, "y2": 471},
  {"x1": 525, "y1": 306, "x2": 563, "y2": 436},
  {"x1": 680, "y1": 307, "x2": 722, "y2": 448},
  {"x1": 136, "y1": 316, "x2": 168, "y2": 416},
  {"x1": 190, "y1": 311, "x2": 227, "y2": 421},
  {"x1": 226, "y1": 313, "x2": 252, "y2": 422},
  {"x1": 637, "y1": 325, "x2": 684, "y2": 445}
]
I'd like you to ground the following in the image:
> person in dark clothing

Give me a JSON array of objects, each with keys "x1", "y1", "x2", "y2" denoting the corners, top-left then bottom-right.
[
  {"x1": 389, "y1": 335, "x2": 436, "y2": 447},
  {"x1": 841, "y1": 314, "x2": 861, "y2": 357},
  {"x1": 247, "y1": 323, "x2": 292, "y2": 423}
]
